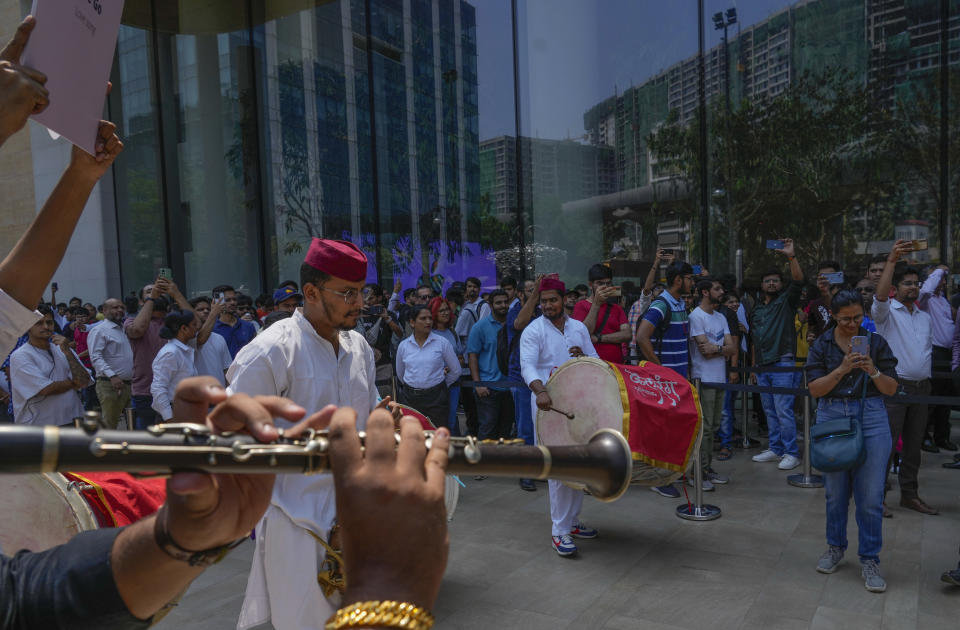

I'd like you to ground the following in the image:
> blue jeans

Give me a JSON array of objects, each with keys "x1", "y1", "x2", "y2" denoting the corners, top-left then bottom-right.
[
  {"x1": 446, "y1": 384, "x2": 462, "y2": 437},
  {"x1": 132, "y1": 394, "x2": 159, "y2": 430},
  {"x1": 817, "y1": 397, "x2": 892, "y2": 562},
  {"x1": 718, "y1": 389, "x2": 738, "y2": 448},
  {"x1": 513, "y1": 387, "x2": 533, "y2": 446},
  {"x1": 757, "y1": 360, "x2": 798, "y2": 456}
]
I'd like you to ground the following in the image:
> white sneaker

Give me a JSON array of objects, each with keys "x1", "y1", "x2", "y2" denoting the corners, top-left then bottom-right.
[
  {"x1": 752, "y1": 449, "x2": 781, "y2": 463},
  {"x1": 778, "y1": 454, "x2": 801, "y2": 470}
]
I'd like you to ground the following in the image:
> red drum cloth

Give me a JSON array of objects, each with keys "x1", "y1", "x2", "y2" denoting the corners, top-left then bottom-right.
[
  {"x1": 609, "y1": 362, "x2": 702, "y2": 473},
  {"x1": 62, "y1": 472, "x2": 166, "y2": 528},
  {"x1": 396, "y1": 404, "x2": 436, "y2": 431}
]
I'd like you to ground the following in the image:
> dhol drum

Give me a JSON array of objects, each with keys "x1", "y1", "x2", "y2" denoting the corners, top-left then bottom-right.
[
  {"x1": 396, "y1": 403, "x2": 460, "y2": 521},
  {"x1": 537, "y1": 357, "x2": 702, "y2": 488},
  {"x1": 0, "y1": 472, "x2": 166, "y2": 556}
]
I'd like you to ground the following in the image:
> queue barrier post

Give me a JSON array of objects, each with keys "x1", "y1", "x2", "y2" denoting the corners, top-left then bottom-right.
[
  {"x1": 734, "y1": 374, "x2": 759, "y2": 449},
  {"x1": 787, "y1": 372, "x2": 824, "y2": 489},
  {"x1": 123, "y1": 407, "x2": 135, "y2": 431},
  {"x1": 677, "y1": 379, "x2": 721, "y2": 522}
]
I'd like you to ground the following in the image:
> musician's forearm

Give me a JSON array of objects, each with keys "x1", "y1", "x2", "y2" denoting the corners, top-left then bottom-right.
[{"x1": 111, "y1": 515, "x2": 204, "y2": 620}]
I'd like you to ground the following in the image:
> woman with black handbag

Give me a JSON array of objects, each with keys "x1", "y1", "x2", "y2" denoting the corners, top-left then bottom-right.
[{"x1": 806, "y1": 290, "x2": 899, "y2": 593}]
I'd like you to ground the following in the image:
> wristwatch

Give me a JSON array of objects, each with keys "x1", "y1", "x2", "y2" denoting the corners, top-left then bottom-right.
[{"x1": 869, "y1": 369, "x2": 881, "y2": 379}]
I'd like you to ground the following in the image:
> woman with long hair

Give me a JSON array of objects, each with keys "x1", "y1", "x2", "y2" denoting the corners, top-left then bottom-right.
[
  {"x1": 430, "y1": 296, "x2": 465, "y2": 436},
  {"x1": 806, "y1": 290, "x2": 898, "y2": 592}
]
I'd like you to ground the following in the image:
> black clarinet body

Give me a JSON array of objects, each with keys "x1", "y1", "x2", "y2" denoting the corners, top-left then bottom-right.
[{"x1": 0, "y1": 423, "x2": 632, "y2": 501}]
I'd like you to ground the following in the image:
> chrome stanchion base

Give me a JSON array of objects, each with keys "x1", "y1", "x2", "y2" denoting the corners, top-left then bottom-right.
[
  {"x1": 787, "y1": 472, "x2": 824, "y2": 488},
  {"x1": 676, "y1": 503, "x2": 722, "y2": 521},
  {"x1": 732, "y1": 436, "x2": 761, "y2": 449}
]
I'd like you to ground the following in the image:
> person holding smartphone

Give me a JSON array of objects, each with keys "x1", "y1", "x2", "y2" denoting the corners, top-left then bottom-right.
[
  {"x1": 574, "y1": 263, "x2": 631, "y2": 363},
  {"x1": 806, "y1": 290, "x2": 899, "y2": 592}
]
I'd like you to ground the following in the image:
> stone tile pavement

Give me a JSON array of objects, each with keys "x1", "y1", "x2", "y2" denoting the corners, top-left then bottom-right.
[{"x1": 160, "y1": 426, "x2": 960, "y2": 630}]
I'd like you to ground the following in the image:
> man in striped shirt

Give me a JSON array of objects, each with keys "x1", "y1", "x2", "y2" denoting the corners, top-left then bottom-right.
[{"x1": 635, "y1": 260, "x2": 695, "y2": 499}]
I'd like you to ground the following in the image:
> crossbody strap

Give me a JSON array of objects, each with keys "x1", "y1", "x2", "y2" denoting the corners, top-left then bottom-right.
[{"x1": 856, "y1": 331, "x2": 871, "y2": 424}]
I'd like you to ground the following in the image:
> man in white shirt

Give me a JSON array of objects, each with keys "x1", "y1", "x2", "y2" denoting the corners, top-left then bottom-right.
[
  {"x1": 189, "y1": 296, "x2": 232, "y2": 387},
  {"x1": 916, "y1": 264, "x2": 958, "y2": 452},
  {"x1": 230, "y1": 239, "x2": 398, "y2": 630},
  {"x1": 10, "y1": 307, "x2": 91, "y2": 426},
  {"x1": 150, "y1": 311, "x2": 199, "y2": 421},
  {"x1": 872, "y1": 240, "x2": 937, "y2": 515},
  {"x1": 688, "y1": 278, "x2": 736, "y2": 489},
  {"x1": 87, "y1": 298, "x2": 134, "y2": 428},
  {"x1": 519, "y1": 277, "x2": 600, "y2": 557},
  {"x1": 395, "y1": 305, "x2": 460, "y2": 428}
]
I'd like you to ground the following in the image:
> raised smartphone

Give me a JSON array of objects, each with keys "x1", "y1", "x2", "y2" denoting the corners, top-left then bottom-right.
[
  {"x1": 823, "y1": 271, "x2": 844, "y2": 285},
  {"x1": 910, "y1": 239, "x2": 928, "y2": 252},
  {"x1": 766, "y1": 239, "x2": 785, "y2": 250},
  {"x1": 850, "y1": 335, "x2": 868, "y2": 356},
  {"x1": 158, "y1": 267, "x2": 173, "y2": 280}
]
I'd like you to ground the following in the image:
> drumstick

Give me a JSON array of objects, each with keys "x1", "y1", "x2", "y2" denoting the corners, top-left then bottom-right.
[{"x1": 550, "y1": 406, "x2": 575, "y2": 420}]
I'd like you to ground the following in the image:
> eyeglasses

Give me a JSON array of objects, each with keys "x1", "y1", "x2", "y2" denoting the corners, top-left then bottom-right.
[
  {"x1": 322, "y1": 286, "x2": 363, "y2": 304},
  {"x1": 835, "y1": 314, "x2": 864, "y2": 325}
]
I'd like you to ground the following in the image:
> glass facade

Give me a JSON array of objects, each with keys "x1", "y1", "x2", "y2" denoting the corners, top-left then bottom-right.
[{"x1": 108, "y1": 0, "x2": 960, "y2": 296}]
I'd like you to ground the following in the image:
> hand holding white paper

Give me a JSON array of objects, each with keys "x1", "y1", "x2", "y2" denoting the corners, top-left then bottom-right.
[{"x1": 21, "y1": 0, "x2": 124, "y2": 155}]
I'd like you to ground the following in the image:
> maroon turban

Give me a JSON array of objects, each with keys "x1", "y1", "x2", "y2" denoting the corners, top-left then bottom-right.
[
  {"x1": 538, "y1": 277, "x2": 566, "y2": 295},
  {"x1": 304, "y1": 238, "x2": 367, "y2": 282}
]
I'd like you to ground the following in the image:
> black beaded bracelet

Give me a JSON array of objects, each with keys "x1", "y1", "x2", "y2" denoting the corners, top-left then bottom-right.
[{"x1": 153, "y1": 507, "x2": 246, "y2": 568}]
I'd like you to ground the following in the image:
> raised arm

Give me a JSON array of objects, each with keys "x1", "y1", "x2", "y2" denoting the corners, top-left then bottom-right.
[
  {"x1": 513, "y1": 276, "x2": 543, "y2": 331},
  {"x1": 55, "y1": 336, "x2": 92, "y2": 388}
]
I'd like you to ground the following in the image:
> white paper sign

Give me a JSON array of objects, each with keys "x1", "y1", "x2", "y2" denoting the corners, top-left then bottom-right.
[{"x1": 21, "y1": 0, "x2": 125, "y2": 155}]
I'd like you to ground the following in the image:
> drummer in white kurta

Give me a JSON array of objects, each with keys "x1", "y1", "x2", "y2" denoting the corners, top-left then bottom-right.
[
  {"x1": 230, "y1": 238, "x2": 394, "y2": 630},
  {"x1": 519, "y1": 277, "x2": 601, "y2": 557}
]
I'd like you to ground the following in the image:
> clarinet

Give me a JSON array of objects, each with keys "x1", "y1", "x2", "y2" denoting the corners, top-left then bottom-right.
[{"x1": 0, "y1": 422, "x2": 633, "y2": 502}]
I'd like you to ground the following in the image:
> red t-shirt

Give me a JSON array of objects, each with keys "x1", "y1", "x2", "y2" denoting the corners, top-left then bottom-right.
[{"x1": 572, "y1": 300, "x2": 628, "y2": 363}]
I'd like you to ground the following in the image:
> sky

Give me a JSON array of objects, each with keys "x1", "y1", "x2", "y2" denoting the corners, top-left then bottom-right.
[{"x1": 474, "y1": 0, "x2": 810, "y2": 141}]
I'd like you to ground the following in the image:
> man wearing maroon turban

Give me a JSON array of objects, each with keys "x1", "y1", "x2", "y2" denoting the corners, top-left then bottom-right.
[{"x1": 228, "y1": 238, "x2": 400, "y2": 630}]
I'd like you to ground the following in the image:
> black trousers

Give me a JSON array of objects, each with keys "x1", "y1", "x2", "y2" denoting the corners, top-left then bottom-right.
[
  {"x1": 927, "y1": 345, "x2": 953, "y2": 443},
  {"x1": 398, "y1": 382, "x2": 449, "y2": 430},
  {"x1": 460, "y1": 385, "x2": 479, "y2": 435},
  {"x1": 885, "y1": 378, "x2": 931, "y2": 499}
]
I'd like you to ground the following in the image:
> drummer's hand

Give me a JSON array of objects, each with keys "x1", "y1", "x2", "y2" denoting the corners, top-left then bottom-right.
[
  {"x1": 475, "y1": 386, "x2": 491, "y2": 398},
  {"x1": 376, "y1": 395, "x2": 404, "y2": 427},
  {"x1": 329, "y1": 408, "x2": 450, "y2": 609},
  {"x1": 534, "y1": 390, "x2": 552, "y2": 411},
  {"x1": 569, "y1": 345, "x2": 585, "y2": 358},
  {"x1": 164, "y1": 377, "x2": 336, "y2": 553}
]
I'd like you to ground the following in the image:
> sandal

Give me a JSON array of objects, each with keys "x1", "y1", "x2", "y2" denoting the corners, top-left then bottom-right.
[{"x1": 717, "y1": 447, "x2": 733, "y2": 461}]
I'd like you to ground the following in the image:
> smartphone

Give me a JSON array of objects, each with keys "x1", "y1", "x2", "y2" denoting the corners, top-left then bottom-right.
[
  {"x1": 850, "y1": 335, "x2": 868, "y2": 356},
  {"x1": 661, "y1": 248, "x2": 674, "y2": 256},
  {"x1": 692, "y1": 265, "x2": 703, "y2": 275},
  {"x1": 158, "y1": 267, "x2": 173, "y2": 281},
  {"x1": 367, "y1": 305, "x2": 384, "y2": 315},
  {"x1": 910, "y1": 239, "x2": 928, "y2": 252},
  {"x1": 215, "y1": 292, "x2": 225, "y2": 303},
  {"x1": 609, "y1": 286, "x2": 622, "y2": 297},
  {"x1": 51, "y1": 282, "x2": 58, "y2": 291},
  {"x1": 823, "y1": 271, "x2": 844, "y2": 285},
  {"x1": 766, "y1": 239, "x2": 785, "y2": 250}
]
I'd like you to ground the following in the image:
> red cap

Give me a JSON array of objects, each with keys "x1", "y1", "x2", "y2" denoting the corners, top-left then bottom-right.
[
  {"x1": 539, "y1": 277, "x2": 566, "y2": 295},
  {"x1": 304, "y1": 239, "x2": 368, "y2": 282}
]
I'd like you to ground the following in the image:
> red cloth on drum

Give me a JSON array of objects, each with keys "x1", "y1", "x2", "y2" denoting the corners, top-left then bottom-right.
[
  {"x1": 397, "y1": 404, "x2": 436, "y2": 431},
  {"x1": 63, "y1": 472, "x2": 166, "y2": 528},
  {"x1": 609, "y1": 362, "x2": 702, "y2": 472}
]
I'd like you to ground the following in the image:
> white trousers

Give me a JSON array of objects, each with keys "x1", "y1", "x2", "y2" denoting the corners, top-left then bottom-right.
[
  {"x1": 237, "y1": 506, "x2": 335, "y2": 630},
  {"x1": 532, "y1": 397, "x2": 583, "y2": 536}
]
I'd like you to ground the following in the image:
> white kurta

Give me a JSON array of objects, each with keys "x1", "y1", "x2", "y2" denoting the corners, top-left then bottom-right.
[
  {"x1": 228, "y1": 310, "x2": 377, "y2": 630},
  {"x1": 9, "y1": 343, "x2": 85, "y2": 426},
  {"x1": 519, "y1": 314, "x2": 598, "y2": 536}
]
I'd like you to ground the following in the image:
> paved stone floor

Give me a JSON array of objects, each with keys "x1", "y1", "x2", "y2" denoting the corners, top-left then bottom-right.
[{"x1": 162, "y1": 427, "x2": 960, "y2": 630}]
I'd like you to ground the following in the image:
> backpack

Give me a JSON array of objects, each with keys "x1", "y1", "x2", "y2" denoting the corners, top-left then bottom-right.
[{"x1": 496, "y1": 324, "x2": 520, "y2": 377}]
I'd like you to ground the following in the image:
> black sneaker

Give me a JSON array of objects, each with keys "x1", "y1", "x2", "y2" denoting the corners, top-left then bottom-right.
[
  {"x1": 941, "y1": 568, "x2": 960, "y2": 586},
  {"x1": 519, "y1": 478, "x2": 537, "y2": 492}
]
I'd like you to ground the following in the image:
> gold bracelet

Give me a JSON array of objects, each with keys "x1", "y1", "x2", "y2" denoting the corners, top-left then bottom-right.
[{"x1": 325, "y1": 600, "x2": 435, "y2": 630}]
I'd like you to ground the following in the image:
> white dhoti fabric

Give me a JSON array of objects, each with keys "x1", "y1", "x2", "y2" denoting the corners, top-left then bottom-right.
[
  {"x1": 531, "y1": 395, "x2": 584, "y2": 536},
  {"x1": 237, "y1": 504, "x2": 335, "y2": 630}
]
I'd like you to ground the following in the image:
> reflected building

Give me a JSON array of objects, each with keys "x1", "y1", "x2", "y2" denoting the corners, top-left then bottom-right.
[{"x1": 1, "y1": 0, "x2": 481, "y2": 302}]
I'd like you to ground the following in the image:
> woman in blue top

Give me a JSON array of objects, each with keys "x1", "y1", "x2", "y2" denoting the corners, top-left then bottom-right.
[{"x1": 806, "y1": 290, "x2": 898, "y2": 593}]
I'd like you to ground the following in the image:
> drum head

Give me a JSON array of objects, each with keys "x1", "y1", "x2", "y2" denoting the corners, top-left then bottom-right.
[
  {"x1": 537, "y1": 357, "x2": 624, "y2": 446},
  {"x1": 0, "y1": 473, "x2": 98, "y2": 554}
]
